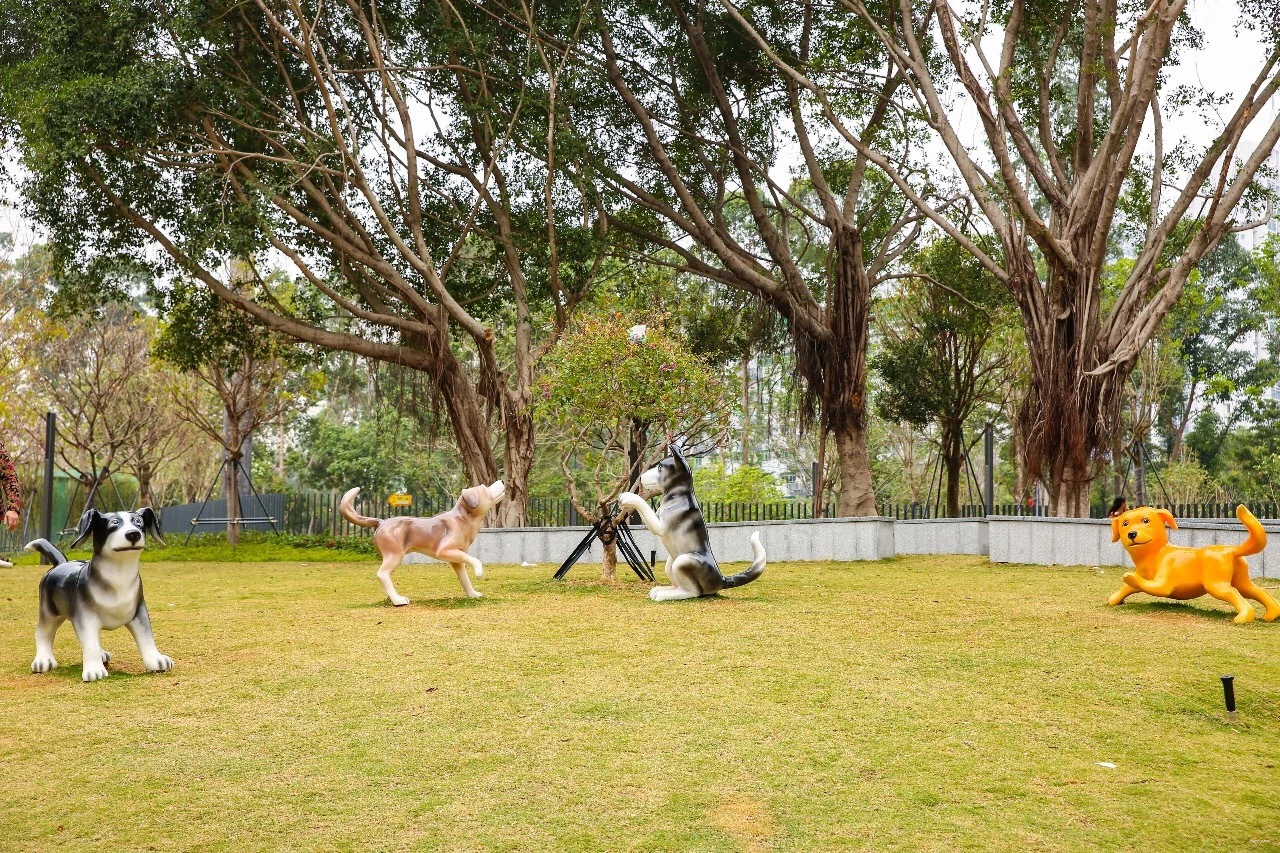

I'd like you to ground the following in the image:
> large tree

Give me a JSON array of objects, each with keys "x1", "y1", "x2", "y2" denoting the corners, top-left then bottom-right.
[
  {"x1": 1158, "y1": 235, "x2": 1279, "y2": 463},
  {"x1": 874, "y1": 238, "x2": 1017, "y2": 516},
  {"x1": 154, "y1": 282, "x2": 315, "y2": 544},
  {"x1": 0, "y1": 0, "x2": 608, "y2": 525},
  {"x1": 538, "y1": 311, "x2": 729, "y2": 580},
  {"x1": 503, "y1": 0, "x2": 933, "y2": 515},
  {"x1": 24, "y1": 305, "x2": 153, "y2": 523},
  {"x1": 727, "y1": 0, "x2": 1280, "y2": 515}
]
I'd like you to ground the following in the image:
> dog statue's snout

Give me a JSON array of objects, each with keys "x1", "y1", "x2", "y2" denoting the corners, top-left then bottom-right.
[
  {"x1": 125, "y1": 530, "x2": 142, "y2": 544},
  {"x1": 1127, "y1": 530, "x2": 1137, "y2": 541}
]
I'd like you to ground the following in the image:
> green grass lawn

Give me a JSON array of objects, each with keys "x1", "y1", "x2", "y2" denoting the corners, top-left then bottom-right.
[{"x1": 2, "y1": 555, "x2": 1279, "y2": 851}]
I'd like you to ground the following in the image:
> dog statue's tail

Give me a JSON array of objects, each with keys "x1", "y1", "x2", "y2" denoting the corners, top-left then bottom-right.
[
  {"x1": 338, "y1": 487, "x2": 382, "y2": 529},
  {"x1": 1232, "y1": 505, "x2": 1267, "y2": 557},
  {"x1": 721, "y1": 532, "x2": 766, "y2": 589},
  {"x1": 25, "y1": 539, "x2": 68, "y2": 565}
]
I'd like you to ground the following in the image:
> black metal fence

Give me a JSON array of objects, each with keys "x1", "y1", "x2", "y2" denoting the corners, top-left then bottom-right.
[
  {"x1": 883, "y1": 501, "x2": 1280, "y2": 520},
  {"x1": 148, "y1": 491, "x2": 838, "y2": 539},
  {"x1": 139, "y1": 493, "x2": 1280, "y2": 539},
  {"x1": 8, "y1": 489, "x2": 1279, "y2": 556}
]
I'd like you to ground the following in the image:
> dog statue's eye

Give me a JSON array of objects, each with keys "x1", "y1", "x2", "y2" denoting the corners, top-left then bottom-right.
[
  {"x1": 1122, "y1": 521, "x2": 1128, "y2": 527},
  {"x1": 1142, "y1": 517, "x2": 1149, "y2": 524}
]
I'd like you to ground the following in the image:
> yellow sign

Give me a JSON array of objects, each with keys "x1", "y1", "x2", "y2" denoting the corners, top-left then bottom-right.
[{"x1": 388, "y1": 493, "x2": 413, "y2": 508}]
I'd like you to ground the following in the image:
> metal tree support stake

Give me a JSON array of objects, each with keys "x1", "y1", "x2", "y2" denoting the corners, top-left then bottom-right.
[
  {"x1": 41, "y1": 411, "x2": 55, "y2": 557},
  {"x1": 984, "y1": 422, "x2": 994, "y2": 517}
]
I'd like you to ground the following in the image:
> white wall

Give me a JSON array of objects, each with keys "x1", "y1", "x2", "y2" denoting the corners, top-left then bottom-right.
[
  {"x1": 987, "y1": 516, "x2": 1280, "y2": 578},
  {"x1": 405, "y1": 516, "x2": 896, "y2": 569},
  {"x1": 401, "y1": 515, "x2": 1280, "y2": 579}
]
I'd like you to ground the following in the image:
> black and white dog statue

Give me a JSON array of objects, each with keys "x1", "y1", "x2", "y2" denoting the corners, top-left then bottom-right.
[
  {"x1": 619, "y1": 446, "x2": 766, "y2": 601},
  {"x1": 27, "y1": 508, "x2": 173, "y2": 682}
]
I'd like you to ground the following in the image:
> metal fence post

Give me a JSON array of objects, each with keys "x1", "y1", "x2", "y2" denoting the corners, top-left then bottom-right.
[
  {"x1": 984, "y1": 421, "x2": 994, "y2": 517},
  {"x1": 41, "y1": 411, "x2": 55, "y2": 550}
]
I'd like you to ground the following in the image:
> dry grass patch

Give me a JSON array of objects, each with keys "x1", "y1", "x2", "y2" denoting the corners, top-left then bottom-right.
[{"x1": 1, "y1": 555, "x2": 1279, "y2": 850}]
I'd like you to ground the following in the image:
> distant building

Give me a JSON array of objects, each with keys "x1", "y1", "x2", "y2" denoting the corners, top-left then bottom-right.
[
  {"x1": 1236, "y1": 140, "x2": 1280, "y2": 402},
  {"x1": 1238, "y1": 146, "x2": 1280, "y2": 252},
  {"x1": 759, "y1": 458, "x2": 808, "y2": 498}
]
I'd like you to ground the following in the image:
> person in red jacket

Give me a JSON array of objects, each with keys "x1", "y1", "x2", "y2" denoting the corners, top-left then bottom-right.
[{"x1": 0, "y1": 442, "x2": 20, "y2": 532}]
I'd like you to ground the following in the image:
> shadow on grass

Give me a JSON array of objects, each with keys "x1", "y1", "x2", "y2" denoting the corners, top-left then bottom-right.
[
  {"x1": 1121, "y1": 599, "x2": 1266, "y2": 623},
  {"x1": 26, "y1": 663, "x2": 173, "y2": 683},
  {"x1": 347, "y1": 596, "x2": 487, "y2": 610}
]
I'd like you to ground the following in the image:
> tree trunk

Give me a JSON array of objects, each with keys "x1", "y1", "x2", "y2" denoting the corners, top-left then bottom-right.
[
  {"x1": 627, "y1": 418, "x2": 647, "y2": 488},
  {"x1": 434, "y1": 351, "x2": 500, "y2": 492},
  {"x1": 137, "y1": 463, "x2": 153, "y2": 509},
  {"x1": 225, "y1": 454, "x2": 242, "y2": 546},
  {"x1": 600, "y1": 534, "x2": 617, "y2": 582},
  {"x1": 741, "y1": 353, "x2": 750, "y2": 465},
  {"x1": 942, "y1": 425, "x2": 963, "y2": 518},
  {"x1": 833, "y1": 422, "x2": 877, "y2": 516},
  {"x1": 1169, "y1": 384, "x2": 1197, "y2": 463},
  {"x1": 825, "y1": 226, "x2": 876, "y2": 517},
  {"x1": 1111, "y1": 433, "x2": 1126, "y2": 499},
  {"x1": 1049, "y1": 458, "x2": 1093, "y2": 518},
  {"x1": 497, "y1": 410, "x2": 534, "y2": 528},
  {"x1": 222, "y1": 386, "x2": 253, "y2": 544},
  {"x1": 1013, "y1": 262, "x2": 1115, "y2": 518}
]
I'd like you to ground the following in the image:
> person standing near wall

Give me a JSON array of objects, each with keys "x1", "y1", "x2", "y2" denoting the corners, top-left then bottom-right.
[{"x1": 0, "y1": 441, "x2": 21, "y2": 532}]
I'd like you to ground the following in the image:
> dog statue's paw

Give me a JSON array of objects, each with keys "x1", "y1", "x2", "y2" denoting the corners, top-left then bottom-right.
[
  {"x1": 1121, "y1": 572, "x2": 1141, "y2": 588},
  {"x1": 618, "y1": 492, "x2": 644, "y2": 509},
  {"x1": 31, "y1": 653, "x2": 57, "y2": 673},
  {"x1": 467, "y1": 590, "x2": 483, "y2": 599},
  {"x1": 389, "y1": 595, "x2": 410, "y2": 607},
  {"x1": 82, "y1": 660, "x2": 110, "y2": 682},
  {"x1": 1232, "y1": 609, "x2": 1256, "y2": 625},
  {"x1": 145, "y1": 653, "x2": 174, "y2": 673},
  {"x1": 101, "y1": 650, "x2": 112, "y2": 664},
  {"x1": 474, "y1": 564, "x2": 484, "y2": 578},
  {"x1": 649, "y1": 586, "x2": 675, "y2": 601}
]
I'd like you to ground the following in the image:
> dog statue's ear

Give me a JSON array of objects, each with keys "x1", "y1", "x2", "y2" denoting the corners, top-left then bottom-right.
[
  {"x1": 1110, "y1": 513, "x2": 1122, "y2": 543},
  {"x1": 462, "y1": 489, "x2": 480, "y2": 510},
  {"x1": 69, "y1": 509, "x2": 102, "y2": 549},
  {"x1": 138, "y1": 507, "x2": 166, "y2": 546},
  {"x1": 1156, "y1": 508, "x2": 1178, "y2": 531},
  {"x1": 669, "y1": 444, "x2": 689, "y2": 472}
]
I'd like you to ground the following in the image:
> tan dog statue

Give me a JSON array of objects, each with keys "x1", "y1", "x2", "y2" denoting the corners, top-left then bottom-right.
[
  {"x1": 1109, "y1": 505, "x2": 1280, "y2": 623},
  {"x1": 340, "y1": 482, "x2": 504, "y2": 606}
]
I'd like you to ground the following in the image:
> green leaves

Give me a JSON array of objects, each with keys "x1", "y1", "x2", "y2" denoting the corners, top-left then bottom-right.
[
  {"x1": 152, "y1": 279, "x2": 302, "y2": 375},
  {"x1": 693, "y1": 462, "x2": 784, "y2": 503},
  {"x1": 874, "y1": 237, "x2": 1013, "y2": 430},
  {"x1": 538, "y1": 310, "x2": 728, "y2": 434}
]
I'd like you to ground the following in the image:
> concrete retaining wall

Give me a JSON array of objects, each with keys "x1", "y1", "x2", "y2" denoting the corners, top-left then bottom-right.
[
  {"x1": 401, "y1": 514, "x2": 1280, "y2": 579},
  {"x1": 895, "y1": 519, "x2": 989, "y2": 556},
  {"x1": 988, "y1": 517, "x2": 1115, "y2": 568},
  {"x1": 405, "y1": 516, "x2": 896, "y2": 567},
  {"x1": 988, "y1": 516, "x2": 1280, "y2": 578}
]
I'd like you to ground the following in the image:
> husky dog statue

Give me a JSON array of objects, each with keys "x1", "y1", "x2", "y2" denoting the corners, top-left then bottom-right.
[
  {"x1": 618, "y1": 446, "x2": 766, "y2": 601},
  {"x1": 27, "y1": 509, "x2": 173, "y2": 682}
]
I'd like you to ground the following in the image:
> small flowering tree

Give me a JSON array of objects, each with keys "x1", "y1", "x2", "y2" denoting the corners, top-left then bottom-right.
[{"x1": 538, "y1": 312, "x2": 729, "y2": 580}]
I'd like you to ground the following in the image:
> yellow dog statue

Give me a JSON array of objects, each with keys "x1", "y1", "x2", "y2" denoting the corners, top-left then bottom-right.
[{"x1": 1108, "y1": 505, "x2": 1280, "y2": 623}]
